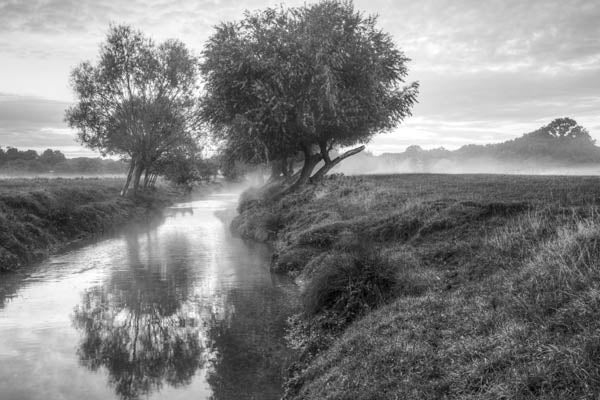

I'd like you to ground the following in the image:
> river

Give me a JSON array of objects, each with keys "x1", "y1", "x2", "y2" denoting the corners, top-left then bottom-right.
[{"x1": 0, "y1": 192, "x2": 299, "y2": 400}]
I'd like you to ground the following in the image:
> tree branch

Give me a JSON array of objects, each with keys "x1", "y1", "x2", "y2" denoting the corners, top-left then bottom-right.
[{"x1": 310, "y1": 144, "x2": 365, "y2": 182}]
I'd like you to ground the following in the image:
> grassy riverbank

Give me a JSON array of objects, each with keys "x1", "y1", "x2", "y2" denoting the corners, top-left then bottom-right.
[
  {"x1": 233, "y1": 174, "x2": 600, "y2": 399},
  {"x1": 0, "y1": 178, "x2": 175, "y2": 272}
]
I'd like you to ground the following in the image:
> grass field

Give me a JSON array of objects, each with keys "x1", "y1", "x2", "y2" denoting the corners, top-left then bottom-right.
[
  {"x1": 0, "y1": 177, "x2": 173, "y2": 272},
  {"x1": 232, "y1": 173, "x2": 600, "y2": 399}
]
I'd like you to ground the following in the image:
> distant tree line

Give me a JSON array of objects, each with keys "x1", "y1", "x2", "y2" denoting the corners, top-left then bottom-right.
[
  {"x1": 0, "y1": 147, "x2": 127, "y2": 174},
  {"x1": 461, "y1": 118, "x2": 599, "y2": 163},
  {"x1": 340, "y1": 118, "x2": 599, "y2": 174}
]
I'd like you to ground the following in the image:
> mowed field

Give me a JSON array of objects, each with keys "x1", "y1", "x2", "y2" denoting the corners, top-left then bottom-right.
[{"x1": 233, "y1": 173, "x2": 600, "y2": 399}]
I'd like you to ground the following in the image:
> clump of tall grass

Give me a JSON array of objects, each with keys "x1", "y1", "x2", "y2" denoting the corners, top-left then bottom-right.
[
  {"x1": 301, "y1": 243, "x2": 399, "y2": 323},
  {"x1": 512, "y1": 217, "x2": 600, "y2": 323}
]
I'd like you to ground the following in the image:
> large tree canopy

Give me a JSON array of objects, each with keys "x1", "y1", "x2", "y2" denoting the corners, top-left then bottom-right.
[
  {"x1": 201, "y1": 0, "x2": 419, "y2": 188},
  {"x1": 65, "y1": 25, "x2": 202, "y2": 195}
]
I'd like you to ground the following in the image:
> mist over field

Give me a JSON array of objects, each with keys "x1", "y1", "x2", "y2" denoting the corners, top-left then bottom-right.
[
  {"x1": 0, "y1": 174, "x2": 126, "y2": 181},
  {"x1": 333, "y1": 154, "x2": 600, "y2": 176},
  {"x1": 333, "y1": 118, "x2": 600, "y2": 176}
]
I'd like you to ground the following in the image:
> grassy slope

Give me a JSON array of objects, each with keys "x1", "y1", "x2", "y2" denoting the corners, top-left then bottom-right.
[
  {"x1": 233, "y1": 174, "x2": 600, "y2": 399},
  {"x1": 0, "y1": 178, "x2": 173, "y2": 272}
]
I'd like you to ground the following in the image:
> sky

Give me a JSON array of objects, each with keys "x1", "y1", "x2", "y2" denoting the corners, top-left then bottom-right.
[{"x1": 0, "y1": 0, "x2": 599, "y2": 157}]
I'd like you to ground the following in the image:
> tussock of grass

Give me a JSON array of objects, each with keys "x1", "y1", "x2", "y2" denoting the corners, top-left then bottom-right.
[
  {"x1": 232, "y1": 174, "x2": 600, "y2": 399},
  {"x1": 302, "y1": 248, "x2": 397, "y2": 322},
  {"x1": 272, "y1": 247, "x2": 320, "y2": 274},
  {"x1": 512, "y1": 220, "x2": 600, "y2": 324}
]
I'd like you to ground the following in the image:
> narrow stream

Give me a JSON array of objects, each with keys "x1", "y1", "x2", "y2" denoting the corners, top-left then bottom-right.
[{"x1": 0, "y1": 192, "x2": 299, "y2": 400}]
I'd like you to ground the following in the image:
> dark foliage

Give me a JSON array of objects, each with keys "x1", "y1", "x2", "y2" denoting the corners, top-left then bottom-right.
[
  {"x1": 0, "y1": 146, "x2": 126, "y2": 175},
  {"x1": 201, "y1": 0, "x2": 418, "y2": 186}
]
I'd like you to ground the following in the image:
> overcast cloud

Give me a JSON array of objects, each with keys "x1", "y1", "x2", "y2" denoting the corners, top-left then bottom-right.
[{"x1": 0, "y1": 0, "x2": 598, "y2": 156}]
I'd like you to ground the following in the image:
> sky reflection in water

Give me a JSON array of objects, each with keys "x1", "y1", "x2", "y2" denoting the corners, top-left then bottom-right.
[{"x1": 0, "y1": 193, "x2": 299, "y2": 400}]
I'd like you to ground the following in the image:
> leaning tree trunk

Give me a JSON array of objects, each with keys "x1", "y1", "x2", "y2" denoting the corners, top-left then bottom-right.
[
  {"x1": 121, "y1": 159, "x2": 136, "y2": 197},
  {"x1": 149, "y1": 173, "x2": 158, "y2": 188},
  {"x1": 143, "y1": 169, "x2": 152, "y2": 189},
  {"x1": 285, "y1": 146, "x2": 322, "y2": 192},
  {"x1": 131, "y1": 163, "x2": 144, "y2": 195},
  {"x1": 310, "y1": 145, "x2": 365, "y2": 182}
]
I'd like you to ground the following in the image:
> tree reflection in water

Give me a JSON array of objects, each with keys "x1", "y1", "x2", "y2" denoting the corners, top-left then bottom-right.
[
  {"x1": 72, "y1": 231, "x2": 205, "y2": 400},
  {"x1": 205, "y1": 273, "x2": 299, "y2": 400}
]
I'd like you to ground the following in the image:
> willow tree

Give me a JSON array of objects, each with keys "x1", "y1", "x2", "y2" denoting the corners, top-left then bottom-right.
[
  {"x1": 201, "y1": 0, "x2": 418, "y2": 188},
  {"x1": 65, "y1": 25, "x2": 202, "y2": 196}
]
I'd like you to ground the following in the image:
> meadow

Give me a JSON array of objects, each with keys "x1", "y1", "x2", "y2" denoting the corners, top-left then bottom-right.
[
  {"x1": 0, "y1": 177, "x2": 172, "y2": 272},
  {"x1": 233, "y1": 173, "x2": 600, "y2": 399}
]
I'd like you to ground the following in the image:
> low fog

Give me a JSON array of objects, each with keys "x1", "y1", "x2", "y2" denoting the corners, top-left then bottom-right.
[
  {"x1": 331, "y1": 153, "x2": 600, "y2": 176},
  {"x1": 0, "y1": 172, "x2": 126, "y2": 179}
]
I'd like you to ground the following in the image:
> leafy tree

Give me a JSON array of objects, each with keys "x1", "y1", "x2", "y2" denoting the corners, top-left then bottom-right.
[
  {"x1": 3, "y1": 147, "x2": 38, "y2": 162},
  {"x1": 65, "y1": 25, "x2": 202, "y2": 196},
  {"x1": 40, "y1": 149, "x2": 67, "y2": 165},
  {"x1": 201, "y1": 0, "x2": 418, "y2": 190},
  {"x1": 150, "y1": 140, "x2": 217, "y2": 189},
  {"x1": 217, "y1": 134, "x2": 290, "y2": 183},
  {"x1": 536, "y1": 117, "x2": 593, "y2": 141}
]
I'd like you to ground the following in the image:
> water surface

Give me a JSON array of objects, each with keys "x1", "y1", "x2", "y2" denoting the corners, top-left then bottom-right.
[{"x1": 0, "y1": 192, "x2": 298, "y2": 400}]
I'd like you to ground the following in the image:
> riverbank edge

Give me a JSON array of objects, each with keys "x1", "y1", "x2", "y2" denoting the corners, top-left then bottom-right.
[
  {"x1": 230, "y1": 177, "x2": 396, "y2": 397},
  {"x1": 231, "y1": 174, "x2": 600, "y2": 399},
  {"x1": 0, "y1": 183, "x2": 182, "y2": 272}
]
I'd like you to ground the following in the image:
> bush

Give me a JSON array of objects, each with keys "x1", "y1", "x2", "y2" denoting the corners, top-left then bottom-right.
[{"x1": 302, "y1": 246, "x2": 397, "y2": 323}]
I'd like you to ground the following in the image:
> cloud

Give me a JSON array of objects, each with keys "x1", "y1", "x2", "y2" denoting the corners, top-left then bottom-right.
[
  {"x1": 0, "y1": 93, "x2": 91, "y2": 156},
  {"x1": 0, "y1": 0, "x2": 598, "y2": 154},
  {"x1": 376, "y1": 0, "x2": 600, "y2": 74},
  {"x1": 414, "y1": 68, "x2": 600, "y2": 120},
  {"x1": 0, "y1": 93, "x2": 68, "y2": 125}
]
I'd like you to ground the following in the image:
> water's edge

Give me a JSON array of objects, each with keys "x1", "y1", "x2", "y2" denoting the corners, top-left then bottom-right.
[{"x1": 0, "y1": 192, "x2": 299, "y2": 400}]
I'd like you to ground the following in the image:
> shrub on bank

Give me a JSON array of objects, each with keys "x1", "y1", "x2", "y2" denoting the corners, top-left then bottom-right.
[{"x1": 302, "y1": 247, "x2": 397, "y2": 322}]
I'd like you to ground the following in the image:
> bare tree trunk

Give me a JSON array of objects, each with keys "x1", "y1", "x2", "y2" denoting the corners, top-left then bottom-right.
[
  {"x1": 285, "y1": 146, "x2": 321, "y2": 192},
  {"x1": 310, "y1": 145, "x2": 365, "y2": 182},
  {"x1": 132, "y1": 163, "x2": 144, "y2": 195},
  {"x1": 121, "y1": 160, "x2": 136, "y2": 197},
  {"x1": 150, "y1": 173, "x2": 158, "y2": 187},
  {"x1": 143, "y1": 169, "x2": 151, "y2": 189}
]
